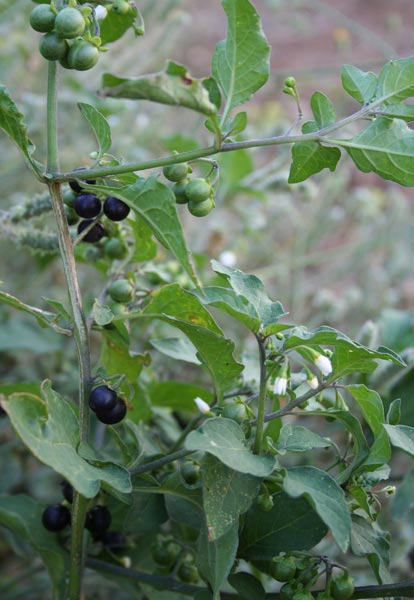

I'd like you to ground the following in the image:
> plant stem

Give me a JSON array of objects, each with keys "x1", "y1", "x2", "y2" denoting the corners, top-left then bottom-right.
[
  {"x1": 253, "y1": 334, "x2": 268, "y2": 454},
  {"x1": 46, "y1": 61, "x2": 92, "y2": 600},
  {"x1": 130, "y1": 447, "x2": 192, "y2": 475}
]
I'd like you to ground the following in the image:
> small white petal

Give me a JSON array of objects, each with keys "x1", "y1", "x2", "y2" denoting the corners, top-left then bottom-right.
[
  {"x1": 194, "y1": 397, "x2": 210, "y2": 414},
  {"x1": 273, "y1": 376, "x2": 288, "y2": 395},
  {"x1": 95, "y1": 5, "x2": 108, "y2": 19},
  {"x1": 307, "y1": 376, "x2": 319, "y2": 389},
  {"x1": 315, "y1": 354, "x2": 332, "y2": 376},
  {"x1": 219, "y1": 251, "x2": 237, "y2": 267}
]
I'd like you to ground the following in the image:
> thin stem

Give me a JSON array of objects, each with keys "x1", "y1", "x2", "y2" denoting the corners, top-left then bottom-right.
[
  {"x1": 47, "y1": 61, "x2": 59, "y2": 173},
  {"x1": 68, "y1": 494, "x2": 88, "y2": 600},
  {"x1": 259, "y1": 381, "x2": 332, "y2": 423},
  {"x1": 253, "y1": 334, "x2": 268, "y2": 454},
  {"x1": 130, "y1": 447, "x2": 192, "y2": 475}
]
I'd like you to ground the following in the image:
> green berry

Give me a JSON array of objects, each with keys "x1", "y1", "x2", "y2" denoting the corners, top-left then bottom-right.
[
  {"x1": 178, "y1": 563, "x2": 199, "y2": 583},
  {"x1": 112, "y1": 0, "x2": 131, "y2": 14},
  {"x1": 331, "y1": 574, "x2": 354, "y2": 600},
  {"x1": 108, "y1": 279, "x2": 134, "y2": 303},
  {"x1": 163, "y1": 162, "x2": 189, "y2": 182},
  {"x1": 62, "y1": 188, "x2": 77, "y2": 208},
  {"x1": 39, "y1": 32, "x2": 67, "y2": 61},
  {"x1": 270, "y1": 556, "x2": 297, "y2": 582},
  {"x1": 104, "y1": 238, "x2": 128, "y2": 260},
  {"x1": 185, "y1": 178, "x2": 212, "y2": 203},
  {"x1": 188, "y1": 197, "x2": 214, "y2": 217},
  {"x1": 55, "y1": 7, "x2": 85, "y2": 39},
  {"x1": 292, "y1": 593, "x2": 314, "y2": 600},
  {"x1": 180, "y1": 461, "x2": 201, "y2": 486},
  {"x1": 222, "y1": 402, "x2": 248, "y2": 424},
  {"x1": 152, "y1": 541, "x2": 180, "y2": 566},
  {"x1": 256, "y1": 493, "x2": 274, "y2": 512},
  {"x1": 280, "y1": 582, "x2": 298, "y2": 600},
  {"x1": 30, "y1": 4, "x2": 56, "y2": 33},
  {"x1": 172, "y1": 180, "x2": 189, "y2": 204},
  {"x1": 67, "y1": 40, "x2": 99, "y2": 71}
]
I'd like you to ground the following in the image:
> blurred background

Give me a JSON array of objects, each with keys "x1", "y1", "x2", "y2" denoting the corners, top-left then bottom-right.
[{"x1": 0, "y1": 0, "x2": 413, "y2": 596}]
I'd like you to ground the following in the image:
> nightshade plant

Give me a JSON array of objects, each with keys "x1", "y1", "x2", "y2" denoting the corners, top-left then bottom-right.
[{"x1": 1, "y1": 1, "x2": 414, "y2": 599}]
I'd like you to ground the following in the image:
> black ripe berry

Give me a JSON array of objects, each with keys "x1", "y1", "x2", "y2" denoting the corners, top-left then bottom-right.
[
  {"x1": 74, "y1": 193, "x2": 101, "y2": 219},
  {"x1": 103, "y1": 196, "x2": 130, "y2": 222},
  {"x1": 69, "y1": 168, "x2": 96, "y2": 193},
  {"x1": 85, "y1": 505, "x2": 112, "y2": 536},
  {"x1": 101, "y1": 531, "x2": 126, "y2": 554},
  {"x1": 61, "y1": 480, "x2": 74, "y2": 503},
  {"x1": 95, "y1": 399, "x2": 127, "y2": 425},
  {"x1": 77, "y1": 219, "x2": 105, "y2": 243},
  {"x1": 42, "y1": 503, "x2": 71, "y2": 532},
  {"x1": 89, "y1": 385, "x2": 118, "y2": 413}
]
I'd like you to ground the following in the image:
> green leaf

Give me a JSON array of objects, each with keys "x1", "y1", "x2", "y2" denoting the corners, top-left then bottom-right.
[
  {"x1": 288, "y1": 121, "x2": 341, "y2": 184},
  {"x1": 384, "y1": 424, "x2": 414, "y2": 456},
  {"x1": 386, "y1": 398, "x2": 401, "y2": 425},
  {"x1": 0, "y1": 85, "x2": 43, "y2": 174},
  {"x1": 149, "y1": 337, "x2": 201, "y2": 365},
  {"x1": 98, "y1": 3, "x2": 142, "y2": 44},
  {"x1": 283, "y1": 466, "x2": 351, "y2": 551},
  {"x1": 100, "y1": 60, "x2": 217, "y2": 115},
  {"x1": 343, "y1": 117, "x2": 414, "y2": 187},
  {"x1": 1, "y1": 381, "x2": 131, "y2": 498},
  {"x1": 0, "y1": 288, "x2": 71, "y2": 335},
  {"x1": 78, "y1": 102, "x2": 112, "y2": 162},
  {"x1": 351, "y1": 515, "x2": 391, "y2": 583},
  {"x1": 123, "y1": 492, "x2": 168, "y2": 533},
  {"x1": 197, "y1": 520, "x2": 238, "y2": 600},
  {"x1": 377, "y1": 104, "x2": 414, "y2": 122},
  {"x1": 185, "y1": 418, "x2": 276, "y2": 476},
  {"x1": 149, "y1": 381, "x2": 213, "y2": 411},
  {"x1": 239, "y1": 491, "x2": 328, "y2": 560},
  {"x1": 202, "y1": 454, "x2": 261, "y2": 541},
  {"x1": 130, "y1": 214, "x2": 157, "y2": 262},
  {"x1": 277, "y1": 424, "x2": 333, "y2": 453},
  {"x1": 229, "y1": 111, "x2": 248, "y2": 135},
  {"x1": 0, "y1": 318, "x2": 63, "y2": 353},
  {"x1": 310, "y1": 91, "x2": 336, "y2": 127},
  {"x1": 88, "y1": 179, "x2": 200, "y2": 287},
  {"x1": 212, "y1": 0, "x2": 270, "y2": 116},
  {"x1": 93, "y1": 299, "x2": 114, "y2": 326},
  {"x1": 376, "y1": 57, "x2": 414, "y2": 104},
  {"x1": 391, "y1": 469, "x2": 414, "y2": 518},
  {"x1": 341, "y1": 64, "x2": 377, "y2": 104},
  {"x1": 0, "y1": 495, "x2": 68, "y2": 595},
  {"x1": 228, "y1": 572, "x2": 265, "y2": 600},
  {"x1": 196, "y1": 260, "x2": 287, "y2": 335},
  {"x1": 325, "y1": 410, "x2": 369, "y2": 485}
]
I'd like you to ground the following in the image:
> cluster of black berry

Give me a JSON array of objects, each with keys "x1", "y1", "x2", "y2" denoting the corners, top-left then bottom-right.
[{"x1": 89, "y1": 385, "x2": 126, "y2": 425}]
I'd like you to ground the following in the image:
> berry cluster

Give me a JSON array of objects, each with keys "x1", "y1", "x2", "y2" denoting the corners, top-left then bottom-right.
[
  {"x1": 163, "y1": 163, "x2": 215, "y2": 217},
  {"x1": 30, "y1": 3, "x2": 101, "y2": 71},
  {"x1": 152, "y1": 538, "x2": 199, "y2": 583},
  {"x1": 89, "y1": 385, "x2": 126, "y2": 425}
]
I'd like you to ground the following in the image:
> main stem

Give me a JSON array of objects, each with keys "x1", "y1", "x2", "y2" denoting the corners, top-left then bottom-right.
[
  {"x1": 46, "y1": 60, "x2": 92, "y2": 600},
  {"x1": 253, "y1": 334, "x2": 268, "y2": 454}
]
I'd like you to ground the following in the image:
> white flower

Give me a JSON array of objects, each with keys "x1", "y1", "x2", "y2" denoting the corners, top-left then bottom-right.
[
  {"x1": 94, "y1": 5, "x2": 108, "y2": 19},
  {"x1": 194, "y1": 397, "x2": 211, "y2": 414},
  {"x1": 219, "y1": 250, "x2": 237, "y2": 267},
  {"x1": 273, "y1": 376, "x2": 288, "y2": 395},
  {"x1": 307, "y1": 375, "x2": 319, "y2": 389},
  {"x1": 314, "y1": 354, "x2": 332, "y2": 376}
]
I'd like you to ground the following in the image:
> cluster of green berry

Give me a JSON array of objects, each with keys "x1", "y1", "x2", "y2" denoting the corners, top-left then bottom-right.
[
  {"x1": 42, "y1": 481, "x2": 126, "y2": 553},
  {"x1": 163, "y1": 162, "x2": 215, "y2": 217},
  {"x1": 151, "y1": 537, "x2": 199, "y2": 583},
  {"x1": 269, "y1": 553, "x2": 354, "y2": 600},
  {"x1": 63, "y1": 168, "x2": 130, "y2": 259},
  {"x1": 30, "y1": 2, "x2": 101, "y2": 71}
]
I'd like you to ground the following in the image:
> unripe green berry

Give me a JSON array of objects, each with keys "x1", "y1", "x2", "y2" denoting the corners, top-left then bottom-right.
[
  {"x1": 185, "y1": 178, "x2": 212, "y2": 204},
  {"x1": 112, "y1": 0, "x2": 131, "y2": 14},
  {"x1": 331, "y1": 574, "x2": 354, "y2": 600},
  {"x1": 188, "y1": 197, "x2": 214, "y2": 217},
  {"x1": 180, "y1": 461, "x2": 201, "y2": 486},
  {"x1": 163, "y1": 162, "x2": 189, "y2": 183},
  {"x1": 104, "y1": 238, "x2": 128, "y2": 260},
  {"x1": 67, "y1": 40, "x2": 99, "y2": 71},
  {"x1": 172, "y1": 181, "x2": 189, "y2": 204},
  {"x1": 30, "y1": 4, "x2": 56, "y2": 33},
  {"x1": 222, "y1": 402, "x2": 248, "y2": 424},
  {"x1": 39, "y1": 32, "x2": 68, "y2": 61},
  {"x1": 55, "y1": 7, "x2": 85, "y2": 39},
  {"x1": 108, "y1": 279, "x2": 134, "y2": 303}
]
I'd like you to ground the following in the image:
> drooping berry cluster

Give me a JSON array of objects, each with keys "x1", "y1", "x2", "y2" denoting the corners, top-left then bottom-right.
[
  {"x1": 163, "y1": 163, "x2": 215, "y2": 217},
  {"x1": 30, "y1": 3, "x2": 101, "y2": 71},
  {"x1": 89, "y1": 385, "x2": 127, "y2": 425}
]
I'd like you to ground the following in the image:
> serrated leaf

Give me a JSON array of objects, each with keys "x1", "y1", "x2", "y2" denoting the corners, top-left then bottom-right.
[
  {"x1": 98, "y1": 4, "x2": 142, "y2": 44},
  {"x1": 289, "y1": 122, "x2": 341, "y2": 184},
  {"x1": 351, "y1": 515, "x2": 391, "y2": 583},
  {"x1": 78, "y1": 102, "x2": 111, "y2": 162},
  {"x1": 0, "y1": 495, "x2": 68, "y2": 595},
  {"x1": 203, "y1": 454, "x2": 261, "y2": 541},
  {"x1": 277, "y1": 424, "x2": 333, "y2": 453},
  {"x1": 310, "y1": 91, "x2": 336, "y2": 127},
  {"x1": 0, "y1": 85, "x2": 43, "y2": 174},
  {"x1": 376, "y1": 57, "x2": 414, "y2": 104},
  {"x1": 283, "y1": 466, "x2": 351, "y2": 551},
  {"x1": 197, "y1": 520, "x2": 238, "y2": 599},
  {"x1": 239, "y1": 491, "x2": 328, "y2": 560},
  {"x1": 100, "y1": 60, "x2": 217, "y2": 115},
  {"x1": 86, "y1": 179, "x2": 200, "y2": 287},
  {"x1": 185, "y1": 418, "x2": 276, "y2": 476},
  {"x1": 342, "y1": 117, "x2": 414, "y2": 187},
  {"x1": 0, "y1": 381, "x2": 131, "y2": 498},
  {"x1": 212, "y1": 0, "x2": 270, "y2": 116},
  {"x1": 341, "y1": 64, "x2": 377, "y2": 104}
]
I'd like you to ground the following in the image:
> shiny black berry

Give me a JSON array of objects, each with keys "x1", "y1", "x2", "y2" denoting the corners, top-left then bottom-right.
[
  {"x1": 74, "y1": 193, "x2": 101, "y2": 219},
  {"x1": 77, "y1": 220, "x2": 105, "y2": 243},
  {"x1": 101, "y1": 530, "x2": 126, "y2": 554},
  {"x1": 61, "y1": 481, "x2": 74, "y2": 504},
  {"x1": 103, "y1": 196, "x2": 130, "y2": 222},
  {"x1": 95, "y1": 399, "x2": 127, "y2": 425},
  {"x1": 42, "y1": 503, "x2": 71, "y2": 532},
  {"x1": 69, "y1": 168, "x2": 96, "y2": 193},
  {"x1": 89, "y1": 385, "x2": 118, "y2": 413},
  {"x1": 85, "y1": 505, "x2": 112, "y2": 536}
]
